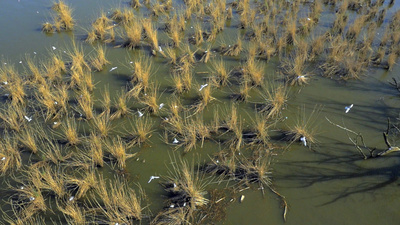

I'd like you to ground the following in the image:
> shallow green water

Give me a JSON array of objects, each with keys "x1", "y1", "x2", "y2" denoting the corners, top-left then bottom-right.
[{"x1": 1, "y1": 0, "x2": 400, "y2": 224}]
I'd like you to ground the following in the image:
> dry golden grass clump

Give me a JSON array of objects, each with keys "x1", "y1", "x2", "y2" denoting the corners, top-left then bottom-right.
[
  {"x1": 57, "y1": 201, "x2": 87, "y2": 224},
  {"x1": 0, "y1": 64, "x2": 27, "y2": 106},
  {"x1": 243, "y1": 57, "x2": 264, "y2": 86},
  {"x1": 210, "y1": 58, "x2": 230, "y2": 87},
  {"x1": 89, "y1": 176, "x2": 143, "y2": 223},
  {"x1": 86, "y1": 12, "x2": 115, "y2": 44},
  {"x1": 90, "y1": 111, "x2": 113, "y2": 138},
  {"x1": 59, "y1": 118, "x2": 80, "y2": 146},
  {"x1": 129, "y1": 56, "x2": 153, "y2": 97},
  {"x1": 111, "y1": 90, "x2": 132, "y2": 120},
  {"x1": 9, "y1": 175, "x2": 48, "y2": 222},
  {"x1": 142, "y1": 18, "x2": 159, "y2": 54},
  {"x1": 280, "y1": 52, "x2": 310, "y2": 86},
  {"x1": 122, "y1": 17, "x2": 143, "y2": 50},
  {"x1": 65, "y1": 169, "x2": 98, "y2": 200},
  {"x1": 90, "y1": 45, "x2": 109, "y2": 71},
  {"x1": 0, "y1": 103, "x2": 27, "y2": 132},
  {"x1": 104, "y1": 136, "x2": 136, "y2": 169},
  {"x1": 76, "y1": 87, "x2": 94, "y2": 120},
  {"x1": 85, "y1": 133, "x2": 104, "y2": 167},
  {"x1": 162, "y1": 156, "x2": 209, "y2": 216},
  {"x1": 43, "y1": 0, "x2": 74, "y2": 32},
  {"x1": 0, "y1": 134, "x2": 21, "y2": 175},
  {"x1": 259, "y1": 83, "x2": 288, "y2": 119},
  {"x1": 125, "y1": 116, "x2": 154, "y2": 147},
  {"x1": 285, "y1": 105, "x2": 321, "y2": 149}
]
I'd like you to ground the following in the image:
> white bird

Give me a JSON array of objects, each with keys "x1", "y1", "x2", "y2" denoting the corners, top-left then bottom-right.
[
  {"x1": 24, "y1": 115, "x2": 32, "y2": 122},
  {"x1": 173, "y1": 138, "x2": 179, "y2": 144},
  {"x1": 148, "y1": 176, "x2": 160, "y2": 183},
  {"x1": 1, "y1": 157, "x2": 6, "y2": 161},
  {"x1": 345, "y1": 104, "x2": 353, "y2": 113},
  {"x1": 158, "y1": 46, "x2": 163, "y2": 52},
  {"x1": 54, "y1": 101, "x2": 58, "y2": 105},
  {"x1": 109, "y1": 67, "x2": 118, "y2": 72},
  {"x1": 52, "y1": 46, "x2": 56, "y2": 50},
  {"x1": 69, "y1": 196, "x2": 74, "y2": 201},
  {"x1": 19, "y1": 61, "x2": 22, "y2": 64},
  {"x1": 138, "y1": 111, "x2": 144, "y2": 117},
  {"x1": 3, "y1": 81, "x2": 8, "y2": 85},
  {"x1": 300, "y1": 136, "x2": 307, "y2": 146},
  {"x1": 33, "y1": 52, "x2": 37, "y2": 54},
  {"x1": 29, "y1": 197, "x2": 35, "y2": 201},
  {"x1": 199, "y1": 83, "x2": 208, "y2": 91},
  {"x1": 159, "y1": 103, "x2": 165, "y2": 109}
]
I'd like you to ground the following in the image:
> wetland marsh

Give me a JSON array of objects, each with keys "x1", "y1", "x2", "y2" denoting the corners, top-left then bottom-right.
[{"x1": 1, "y1": 0, "x2": 400, "y2": 224}]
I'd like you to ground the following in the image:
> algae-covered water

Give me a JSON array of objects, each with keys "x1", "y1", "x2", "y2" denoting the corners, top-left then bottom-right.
[{"x1": 1, "y1": 0, "x2": 400, "y2": 224}]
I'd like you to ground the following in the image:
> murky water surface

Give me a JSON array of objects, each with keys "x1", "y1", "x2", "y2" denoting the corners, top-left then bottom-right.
[{"x1": 1, "y1": 0, "x2": 400, "y2": 224}]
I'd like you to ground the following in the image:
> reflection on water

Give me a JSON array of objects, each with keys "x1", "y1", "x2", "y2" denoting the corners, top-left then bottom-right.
[{"x1": 0, "y1": 0, "x2": 400, "y2": 224}]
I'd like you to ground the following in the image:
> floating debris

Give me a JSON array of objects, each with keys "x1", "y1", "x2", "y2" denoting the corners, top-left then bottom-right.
[
  {"x1": 148, "y1": 176, "x2": 160, "y2": 183},
  {"x1": 138, "y1": 111, "x2": 144, "y2": 117},
  {"x1": 24, "y1": 115, "x2": 32, "y2": 122},
  {"x1": 240, "y1": 195, "x2": 245, "y2": 203},
  {"x1": 345, "y1": 104, "x2": 353, "y2": 113},
  {"x1": 199, "y1": 83, "x2": 208, "y2": 91},
  {"x1": 300, "y1": 136, "x2": 307, "y2": 146}
]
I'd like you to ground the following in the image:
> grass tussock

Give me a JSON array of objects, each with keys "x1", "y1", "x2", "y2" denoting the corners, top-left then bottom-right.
[
  {"x1": 0, "y1": 133, "x2": 21, "y2": 175},
  {"x1": 111, "y1": 90, "x2": 132, "y2": 120},
  {"x1": 90, "y1": 45, "x2": 109, "y2": 71},
  {"x1": 285, "y1": 105, "x2": 322, "y2": 149},
  {"x1": 51, "y1": 0, "x2": 75, "y2": 31},
  {"x1": 105, "y1": 136, "x2": 136, "y2": 169},
  {"x1": 125, "y1": 116, "x2": 154, "y2": 147},
  {"x1": 90, "y1": 176, "x2": 143, "y2": 223},
  {"x1": 259, "y1": 83, "x2": 288, "y2": 119}
]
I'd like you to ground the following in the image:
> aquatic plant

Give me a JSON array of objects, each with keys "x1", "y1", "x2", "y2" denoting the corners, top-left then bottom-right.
[
  {"x1": 91, "y1": 111, "x2": 113, "y2": 137},
  {"x1": 76, "y1": 86, "x2": 94, "y2": 120},
  {"x1": 42, "y1": 22, "x2": 54, "y2": 33},
  {"x1": 129, "y1": 56, "x2": 153, "y2": 97},
  {"x1": 122, "y1": 18, "x2": 143, "y2": 50},
  {"x1": 0, "y1": 103, "x2": 27, "y2": 132},
  {"x1": 285, "y1": 105, "x2": 321, "y2": 149},
  {"x1": 57, "y1": 201, "x2": 87, "y2": 224},
  {"x1": 259, "y1": 83, "x2": 288, "y2": 119},
  {"x1": 89, "y1": 176, "x2": 144, "y2": 223},
  {"x1": 162, "y1": 155, "x2": 210, "y2": 218},
  {"x1": 210, "y1": 58, "x2": 230, "y2": 87},
  {"x1": 111, "y1": 90, "x2": 132, "y2": 120},
  {"x1": 125, "y1": 116, "x2": 154, "y2": 147},
  {"x1": 0, "y1": 133, "x2": 21, "y2": 175},
  {"x1": 52, "y1": 0, "x2": 75, "y2": 31},
  {"x1": 142, "y1": 18, "x2": 159, "y2": 54},
  {"x1": 90, "y1": 45, "x2": 109, "y2": 71},
  {"x1": 59, "y1": 118, "x2": 80, "y2": 146},
  {"x1": 105, "y1": 136, "x2": 136, "y2": 169},
  {"x1": 86, "y1": 133, "x2": 104, "y2": 167}
]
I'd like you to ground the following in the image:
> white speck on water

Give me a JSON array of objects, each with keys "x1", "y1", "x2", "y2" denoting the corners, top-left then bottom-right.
[
  {"x1": 300, "y1": 136, "x2": 307, "y2": 146},
  {"x1": 345, "y1": 104, "x2": 353, "y2": 113},
  {"x1": 109, "y1": 67, "x2": 117, "y2": 72},
  {"x1": 199, "y1": 83, "x2": 208, "y2": 91},
  {"x1": 148, "y1": 176, "x2": 160, "y2": 183}
]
